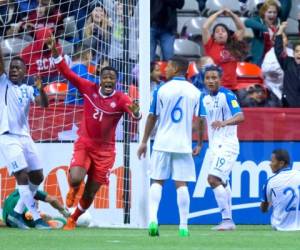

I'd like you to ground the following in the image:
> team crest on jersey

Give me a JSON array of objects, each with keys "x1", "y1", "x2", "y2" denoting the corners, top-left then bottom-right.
[
  {"x1": 231, "y1": 100, "x2": 239, "y2": 108},
  {"x1": 93, "y1": 93, "x2": 98, "y2": 98},
  {"x1": 110, "y1": 102, "x2": 116, "y2": 108}
]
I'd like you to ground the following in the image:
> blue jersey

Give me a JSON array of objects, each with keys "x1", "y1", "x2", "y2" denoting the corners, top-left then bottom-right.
[
  {"x1": 200, "y1": 87, "x2": 242, "y2": 149},
  {"x1": 150, "y1": 77, "x2": 201, "y2": 153},
  {"x1": 262, "y1": 167, "x2": 300, "y2": 231}
]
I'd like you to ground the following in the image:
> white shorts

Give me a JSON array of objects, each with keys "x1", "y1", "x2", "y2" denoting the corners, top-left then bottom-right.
[
  {"x1": 150, "y1": 150, "x2": 196, "y2": 182},
  {"x1": 202, "y1": 147, "x2": 239, "y2": 183},
  {"x1": 0, "y1": 134, "x2": 42, "y2": 175}
]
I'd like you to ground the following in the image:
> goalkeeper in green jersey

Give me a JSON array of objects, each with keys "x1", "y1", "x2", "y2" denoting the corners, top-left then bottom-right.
[{"x1": 2, "y1": 190, "x2": 70, "y2": 229}]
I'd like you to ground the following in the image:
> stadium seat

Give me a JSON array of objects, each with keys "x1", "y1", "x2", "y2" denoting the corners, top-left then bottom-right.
[
  {"x1": 236, "y1": 62, "x2": 264, "y2": 89},
  {"x1": 288, "y1": 0, "x2": 300, "y2": 20},
  {"x1": 156, "y1": 61, "x2": 167, "y2": 80},
  {"x1": 0, "y1": 38, "x2": 30, "y2": 56},
  {"x1": 63, "y1": 16, "x2": 79, "y2": 41},
  {"x1": 174, "y1": 39, "x2": 202, "y2": 59},
  {"x1": 58, "y1": 39, "x2": 73, "y2": 55},
  {"x1": 187, "y1": 61, "x2": 199, "y2": 79},
  {"x1": 205, "y1": 0, "x2": 241, "y2": 16},
  {"x1": 181, "y1": 17, "x2": 207, "y2": 39},
  {"x1": 285, "y1": 18, "x2": 299, "y2": 36},
  {"x1": 44, "y1": 82, "x2": 68, "y2": 102}
]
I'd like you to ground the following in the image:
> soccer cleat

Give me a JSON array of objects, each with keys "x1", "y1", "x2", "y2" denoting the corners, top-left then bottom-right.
[
  {"x1": 35, "y1": 218, "x2": 51, "y2": 229},
  {"x1": 179, "y1": 228, "x2": 190, "y2": 237},
  {"x1": 63, "y1": 217, "x2": 76, "y2": 230},
  {"x1": 7, "y1": 211, "x2": 30, "y2": 229},
  {"x1": 211, "y1": 219, "x2": 236, "y2": 231},
  {"x1": 66, "y1": 188, "x2": 78, "y2": 208},
  {"x1": 148, "y1": 222, "x2": 159, "y2": 236}
]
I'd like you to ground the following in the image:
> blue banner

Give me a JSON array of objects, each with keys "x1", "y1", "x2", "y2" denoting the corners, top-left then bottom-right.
[{"x1": 157, "y1": 141, "x2": 300, "y2": 224}]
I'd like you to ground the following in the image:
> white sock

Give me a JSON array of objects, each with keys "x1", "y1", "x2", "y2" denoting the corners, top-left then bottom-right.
[
  {"x1": 28, "y1": 181, "x2": 39, "y2": 197},
  {"x1": 149, "y1": 183, "x2": 162, "y2": 224},
  {"x1": 224, "y1": 184, "x2": 232, "y2": 220},
  {"x1": 14, "y1": 198, "x2": 25, "y2": 214},
  {"x1": 18, "y1": 185, "x2": 41, "y2": 221},
  {"x1": 213, "y1": 185, "x2": 231, "y2": 220},
  {"x1": 176, "y1": 186, "x2": 190, "y2": 230}
]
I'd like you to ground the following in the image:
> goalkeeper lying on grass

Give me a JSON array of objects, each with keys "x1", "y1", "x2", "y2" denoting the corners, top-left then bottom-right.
[{"x1": 2, "y1": 189, "x2": 70, "y2": 229}]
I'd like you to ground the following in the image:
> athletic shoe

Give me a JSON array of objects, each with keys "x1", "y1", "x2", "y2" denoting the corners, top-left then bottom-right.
[
  {"x1": 148, "y1": 222, "x2": 159, "y2": 236},
  {"x1": 7, "y1": 211, "x2": 30, "y2": 229},
  {"x1": 66, "y1": 188, "x2": 78, "y2": 208},
  {"x1": 211, "y1": 219, "x2": 236, "y2": 231},
  {"x1": 179, "y1": 228, "x2": 190, "y2": 237},
  {"x1": 35, "y1": 218, "x2": 51, "y2": 229},
  {"x1": 63, "y1": 217, "x2": 76, "y2": 230}
]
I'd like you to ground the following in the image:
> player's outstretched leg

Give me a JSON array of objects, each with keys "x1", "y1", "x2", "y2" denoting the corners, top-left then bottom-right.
[
  {"x1": 35, "y1": 218, "x2": 52, "y2": 229},
  {"x1": 66, "y1": 168, "x2": 86, "y2": 208},
  {"x1": 64, "y1": 178, "x2": 100, "y2": 230}
]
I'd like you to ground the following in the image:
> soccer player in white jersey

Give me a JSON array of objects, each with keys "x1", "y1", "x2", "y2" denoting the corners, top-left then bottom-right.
[
  {"x1": 199, "y1": 65, "x2": 244, "y2": 230},
  {"x1": 261, "y1": 149, "x2": 300, "y2": 231},
  {"x1": 0, "y1": 46, "x2": 49, "y2": 229},
  {"x1": 137, "y1": 57, "x2": 203, "y2": 237}
]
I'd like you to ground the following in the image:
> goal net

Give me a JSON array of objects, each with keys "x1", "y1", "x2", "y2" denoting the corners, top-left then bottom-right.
[{"x1": 0, "y1": 0, "x2": 149, "y2": 227}]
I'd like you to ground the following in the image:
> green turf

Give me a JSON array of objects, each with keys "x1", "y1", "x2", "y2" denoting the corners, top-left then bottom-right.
[{"x1": 1, "y1": 225, "x2": 300, "y2": 250}]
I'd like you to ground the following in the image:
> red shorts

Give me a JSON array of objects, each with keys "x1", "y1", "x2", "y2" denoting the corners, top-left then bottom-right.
[{"x1": 70, "y1": 138, "x2": 116, "y2": 184}]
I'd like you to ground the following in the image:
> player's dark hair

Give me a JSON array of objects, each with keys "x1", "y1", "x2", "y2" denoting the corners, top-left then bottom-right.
[
  {"x1": 150, "y1": 61, "x2": 157, "y2": 73},
  {"x1": 272, "y1": 149, "x2": 290, "y2": 166},
  {"x1": 170, "y1": 56, "x2": 189, "y2": 75},
  {"x1": 10, "y1": 56, "x2": 26, "y2": 66},
  {"x1": 203, "y1": 64, "x2": 223, "y2": 78},
  {"x1": 100, "y1": 66, "x2": 118, "y2": 78}
]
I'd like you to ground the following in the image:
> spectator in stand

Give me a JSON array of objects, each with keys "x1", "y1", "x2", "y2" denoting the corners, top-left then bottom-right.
[
  {"x1": 274, "y1": 22, "x2": 300, "y2": 107},
  {"x1": 65, "y1": 45, "x2": 99, "y2": 105},
  {"x1": 20, "y1": 0, "x2": 64, "y2": 39},
  {"x1": 245, "y1": 0, "x2": 291, "y2": 66},
  {"x1": 83, "y1": 3, "x2": 112, "y2": 64},
  {"x1": 190, "y1": 56, "x2": 214, "y2": 92},
  {"x1": 0, "y1": 0, "x2": 23, "y2": 37},
  {"x1": 261, "y1": 32, "x2": 293, "y2": 103},
  {"x1": 150, "y1": 0, "x2": 184, "y2": 62},
  {"x1": 20, "y1": 27, "x2": 71, "y2": 85},
  {"x1": 240, "y1": 84, "x2": 281, "y2": 107},
  {"x1": 202, "y1": 8, "x2": 247, "y2": 90}
]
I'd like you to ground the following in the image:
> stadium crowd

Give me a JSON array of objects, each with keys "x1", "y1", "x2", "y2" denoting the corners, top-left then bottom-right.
[{"x1": 0, "y1": 0, "x2": 299, "y2": 107}]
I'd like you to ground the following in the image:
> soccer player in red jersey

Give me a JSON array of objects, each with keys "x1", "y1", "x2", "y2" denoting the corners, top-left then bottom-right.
[{"x1": 46, "y1": 37, "x2": 141, "y2": 230}]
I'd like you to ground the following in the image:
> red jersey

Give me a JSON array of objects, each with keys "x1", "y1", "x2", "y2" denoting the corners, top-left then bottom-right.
[
  {"x1": 204, "y1": 37, "x2": 237, "y2": 90},
  {"x1": 55, "y1": 57, "x2": 137, "y2": 151},
  {"x1": 20, "y1": 28, "x2": 62, "y2": 78}
]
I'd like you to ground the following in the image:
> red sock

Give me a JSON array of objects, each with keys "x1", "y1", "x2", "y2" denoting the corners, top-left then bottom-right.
[{"x1": 71, "y1": 197, "x2": 93, "y2": 221}]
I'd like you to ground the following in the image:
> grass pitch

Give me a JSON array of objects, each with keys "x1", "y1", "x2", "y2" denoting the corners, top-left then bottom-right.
[{"x1": 1, "y1": 225, "x2": 300, "y2": 250}]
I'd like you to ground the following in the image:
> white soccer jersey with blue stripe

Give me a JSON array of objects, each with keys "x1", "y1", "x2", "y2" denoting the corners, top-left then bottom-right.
[
  {"x1": 200, "y1": 87, "x2": 242, "y2": 149},
  {"x1": 0, "y1": 74, "x2": 35, "y2": 136},
  {"x1": 150, "y1": 77, "x2": 201, "y2": 153},
  {"x1": 262, "y1": 167, "x2": 300, "y2": 231}
]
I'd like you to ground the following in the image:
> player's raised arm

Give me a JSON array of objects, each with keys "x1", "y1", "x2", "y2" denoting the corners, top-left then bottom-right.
[{"x1": 46, "y1": 36, "x2": 93, "y2": 93}]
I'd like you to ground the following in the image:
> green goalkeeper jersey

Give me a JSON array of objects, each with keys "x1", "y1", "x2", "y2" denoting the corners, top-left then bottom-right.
[{"x1": 2, "y1": 189, "x2": 47, "y2": 227}]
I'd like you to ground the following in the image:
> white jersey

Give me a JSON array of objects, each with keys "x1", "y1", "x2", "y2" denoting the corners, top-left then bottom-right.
[
  {"x1": 0, "y1": 73, "x2": 35, "y2": 136},
  {"x1": 200, "y1": 87, "x2": 242, "y2": 150},
  {"x1": 262, "y1": 168, "x2": 300, "y2": 231},
  {"x1": 150, "y1": 76, "x2": 201, "y2": 153}
]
